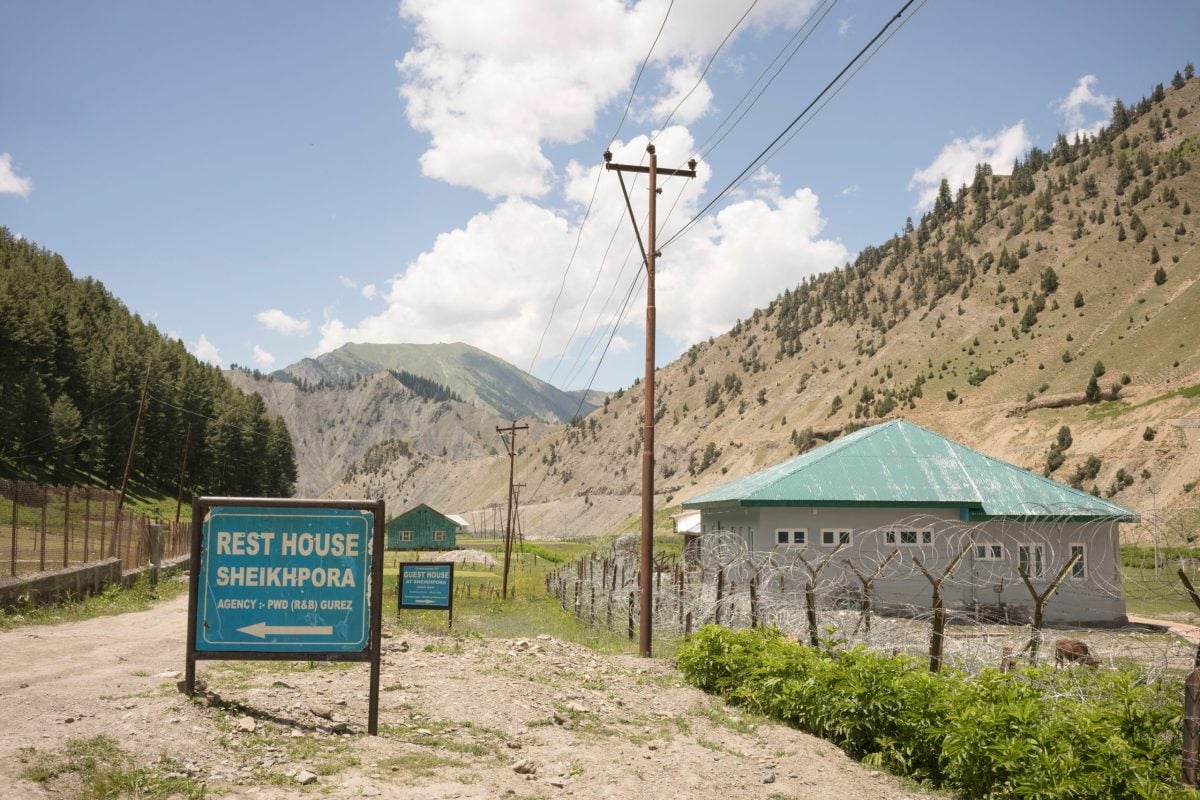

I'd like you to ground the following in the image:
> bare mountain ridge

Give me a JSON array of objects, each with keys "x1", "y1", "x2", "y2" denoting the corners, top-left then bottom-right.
[
  {"x1": 330, "y1": 70, "x2": 1200, "y2": 537},
  {"x1": 274, "y1": 341, "x2": 597, "y2": 424},
  {"x1": 226, "y1": 368, "x2": 553, "y2": 497}
]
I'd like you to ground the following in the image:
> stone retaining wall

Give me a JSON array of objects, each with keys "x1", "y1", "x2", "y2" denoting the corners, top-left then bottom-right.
[{"x1": 0, "y1": 553, "x2": 192, "y2": 608}]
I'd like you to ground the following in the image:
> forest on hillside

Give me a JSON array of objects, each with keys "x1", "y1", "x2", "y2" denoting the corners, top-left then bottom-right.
[{"x1": 0, "y1": 228, "x2": 297, "y2": 498}]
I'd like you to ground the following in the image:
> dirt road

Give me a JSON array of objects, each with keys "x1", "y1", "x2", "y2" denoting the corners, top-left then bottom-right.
[{"x1": 0, "y1": 590, "x2": 935, "y2": 799}]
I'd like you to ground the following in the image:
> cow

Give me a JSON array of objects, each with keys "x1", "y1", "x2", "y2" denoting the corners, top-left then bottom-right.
[{"x1": 1054, "y1": 637, "x2": 1100, "y2": 668}]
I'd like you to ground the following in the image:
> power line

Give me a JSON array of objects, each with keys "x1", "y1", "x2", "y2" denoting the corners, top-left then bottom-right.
[
  {"x1": 693, "y1": 0, "x2": 839, "y2": 162},
  {"x1": 545, "y1": 205, "x2": 635, "y2": 386},
  {"x1": 525, "y1": 0, "x2": 676, "y2": 376},
  {"x1": 650, "y1": 0, "x2": 760, "y2": 143},
  {"x1": 660, "y1": 0, "x2": 921, "y2": 250},
  {"x1": 147, "y1": 393, "x2": 277, "y2": 441},
  {"x1": 551, "y1": 0, "x2": 839, "y2": 385}
]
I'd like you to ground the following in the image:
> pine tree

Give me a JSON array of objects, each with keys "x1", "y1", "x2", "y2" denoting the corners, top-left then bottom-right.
[{"x1": 1154, "y1": 266, "x2": 1168, "y2": 285}]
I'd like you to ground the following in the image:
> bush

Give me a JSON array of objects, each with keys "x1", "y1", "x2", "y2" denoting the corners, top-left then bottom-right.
[{"x1": 677, "y1": 626, "x2": 1185, "y2": 799}]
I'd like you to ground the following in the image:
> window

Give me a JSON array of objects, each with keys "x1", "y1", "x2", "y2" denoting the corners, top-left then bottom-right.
[
  {"x1": 433, "y1": 530, "x2": 446, "y2": 542},
  {"x1": 775, "y1": 529, "x2": 806, "y2": 545},
  {"x1": 1070, "y1": 544, "x2": 1086, "y2": 580},
  {"x1": 974, "y1": 543, "x2": 1004, "y2": 561},
  {"x1": 822, "y1": 529, "x2": 852, "y2": 547},
  {"x1": 399, "y1": 530, "x2": 414, "y2": 542},
  {"x1": 886, "y1": 529, "x2": 933, "y2": 546},
  {"x1": 1018, "y1": 544, "x2": 1045, "y2": 578}
]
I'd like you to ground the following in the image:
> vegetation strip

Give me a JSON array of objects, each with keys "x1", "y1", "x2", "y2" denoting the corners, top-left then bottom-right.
[{"x1": 677, "y1": 625, "x2": 1189, "y2": 799}]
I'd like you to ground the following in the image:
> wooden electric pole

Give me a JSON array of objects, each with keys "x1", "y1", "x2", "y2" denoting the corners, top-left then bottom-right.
[
  {"x1": 497, "y1": 421, "x2": 528, "y2": 599},
  {"x1": 174, "y1": 422, "x2": 192, "y2": 525},
  {"x1": 111, "y1": 363, "x2": 152, "y2": 558},
  {"x1": 605, "y1": 145, "x2": 696, "y2": 657}
]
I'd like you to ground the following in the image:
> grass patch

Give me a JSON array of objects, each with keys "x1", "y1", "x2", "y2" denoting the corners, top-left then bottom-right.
[
  {"x1": 693, "y1": 699, "x2": 761, "y2": 735},
  {"x1": 0, "y1": 572, "x2": 188, "y2": 631},
  {"x1": 21, "y1": 736, "x2": 206, "y2": 799},
  {"x1": 376, "y1": 752, "x2": 463, "y2": 780},
  {"x1": 388, "y1": 539, "x2": 670, "y2": 655},
  {"x1": 1087, "y1": 379, "x2": 1200, "y2": 420}
]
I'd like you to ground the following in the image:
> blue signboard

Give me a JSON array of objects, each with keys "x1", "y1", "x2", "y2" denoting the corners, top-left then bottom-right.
[
  {"x1": 399, "y1": 562, "x2": 453, "y2": 610},
  {"x1": 196, "y1": 505, "x2": 374, "y2": 652}
]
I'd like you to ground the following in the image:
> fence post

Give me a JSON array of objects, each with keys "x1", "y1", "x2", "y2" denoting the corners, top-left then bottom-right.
[
  {"x1": 10, "y1": 479, "x2": 17, "y2": 577},
  {"x1": 98, "y1": 496, "x2": 108, "y2": 560},
  {"x1": 148, "y1": 524, "x2": 162, "y2": 587},
  {"x1": 715, "y1": 568, "x2": 725, "y2": 625},
  {"x1": 63, "y1": 486, "x2": 71, "y2": 568},
  {"x1": 627, "y1": 588, "x2": 636, "y2": 640},
  {"x1": 1185, "y1": 669, "x2": 1200, "y2": 787},
  {"x1": 83, "y1": 490, "x2": 91, "y2": 563},
  {"x1": 39, "y1": 485, "x2": 48, "y2": 572}
]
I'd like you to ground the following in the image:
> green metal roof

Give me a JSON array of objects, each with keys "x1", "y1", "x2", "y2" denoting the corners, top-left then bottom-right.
[{"x1": 683, "y1": 419, "x2": 1137, "y2": 520}]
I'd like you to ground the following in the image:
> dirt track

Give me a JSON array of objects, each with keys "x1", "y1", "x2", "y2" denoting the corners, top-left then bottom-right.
[{"x1": 0, "y1": 589, "x2": 936, "y2": 799}]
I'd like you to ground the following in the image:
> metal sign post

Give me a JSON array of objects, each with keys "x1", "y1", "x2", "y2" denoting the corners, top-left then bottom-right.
[
  {"x1": 185, "y1": 497, "x2": 385, "y2": 734},
  {"x1": 398, "y1": 561, "x2": 455, "y2": 628}
]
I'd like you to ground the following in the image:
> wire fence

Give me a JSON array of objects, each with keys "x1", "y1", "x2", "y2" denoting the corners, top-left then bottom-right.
[
  {"x1": 549, "y1": 508, "x2": 1200, "y2": 678},
  {"x1": 0, "y1": 478, "x2": 190, "y2": 577}
]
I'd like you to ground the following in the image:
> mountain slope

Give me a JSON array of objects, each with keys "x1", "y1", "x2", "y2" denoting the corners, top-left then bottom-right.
[
  {"x1": 227, "y1": 368, "x2": 553, "y2": 497},
  {"x1": 331, "y1": 69, "x2": 1200, "y2": 537},
  {"x1": 275, "y1": 342, "x2": 595, "y2": 424}
]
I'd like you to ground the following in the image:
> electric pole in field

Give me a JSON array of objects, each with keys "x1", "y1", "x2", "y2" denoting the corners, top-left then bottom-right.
[
  {"x1": 604, "y1": 144, "x2": 696, "y2": 657},
  {"x1": 111, "y1": 363, "x2": 152, "y2": 558},
  {"x1": 497, "y1": 420, "x2": 528, "y2": 599}
]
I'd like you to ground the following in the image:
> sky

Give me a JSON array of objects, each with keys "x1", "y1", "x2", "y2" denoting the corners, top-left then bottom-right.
[{"x1": 2, "y1": 1, "x2": 1198, "y2": 392}]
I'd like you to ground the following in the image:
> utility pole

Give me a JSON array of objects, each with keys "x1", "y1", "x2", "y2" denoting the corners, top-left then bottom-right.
[
  {"x1": 112, "y1": 363, "x2": 152, "y2": 558},
  {"x1": 497, "y1": 420, "x2": 528, "y2": 599},
  {"x1": 605, "y1": 145, "x2": 696, "y2": 657},
  {"x1": 174, "y1": 422, "x2": 192, "y2": 525}
]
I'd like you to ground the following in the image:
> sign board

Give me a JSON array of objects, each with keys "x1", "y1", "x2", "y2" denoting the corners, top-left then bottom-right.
[
  {"x1": 399, "y1": 562, "x2": 454, "y2": 610},
  {"x1": 185, "y1": 497, "x2": 385, "y2": 734},
  {"x1": 195, "y1": 504, "x2": 373, "y2": 651}
]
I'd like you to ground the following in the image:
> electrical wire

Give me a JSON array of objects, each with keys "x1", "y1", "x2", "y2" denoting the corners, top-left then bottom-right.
[
  {"x1": 660, "y1": 0, "x2": 921, "y2": 251},
  {"x1": 147, "y1": 394, "x2": 277, "y2": 441},
  {"x1": 650, "y1": 0, "x2": 759, "y2": 143},
  {"x1": 694, "y1": 0, "x2": 838, "y2": 162},
  {"x1": 525, "y1": 0, "x2": 675, "y2": 376},
  {"x1": 5, "y1": 410, "x2": 139, "y2": 461}
]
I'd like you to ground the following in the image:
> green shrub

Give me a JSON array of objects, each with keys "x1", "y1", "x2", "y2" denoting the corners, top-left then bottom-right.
[{"x1": 677, "y1": 626, "x2": 1186, "y2": 799}]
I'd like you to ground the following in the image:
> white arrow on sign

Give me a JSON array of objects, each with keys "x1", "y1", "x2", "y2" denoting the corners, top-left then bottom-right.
[{"x1": 237, "y1": 622, "x2": 334, "y2": 638}]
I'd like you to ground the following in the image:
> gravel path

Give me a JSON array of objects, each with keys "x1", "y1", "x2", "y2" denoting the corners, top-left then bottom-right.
[{"x1": 0, "y1": 591, "x2": 938, "y2": 799}]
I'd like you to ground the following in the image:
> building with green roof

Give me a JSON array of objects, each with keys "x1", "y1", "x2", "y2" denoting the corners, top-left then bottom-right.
[
  {"x1": 385, "y1": 504, "x2": 460, "y2": 551},
  {"x1": 683, "y1": 420, "x2": 1136, "y2": 624}
]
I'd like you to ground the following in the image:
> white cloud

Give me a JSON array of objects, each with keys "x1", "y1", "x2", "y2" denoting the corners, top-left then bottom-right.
[
  {"x1": 908, "y1": 122, "x2": 1030, "y2": 210},
  {"x1": 1056, "y1": 74, "x2": 1113, "y2": 140},
  {"x1": 319, "y1": 127, "x2": 847, "y2": 373},
  {"x1": 0, "y1": 153, "x2": 32, "y2": 197},
  {"x1": 191, "y1": 335, "x2": 223, "y2": 367},
  {"x1": 338, "y1": 274, "x2": 358, "y2": 289},
  {"x1": 361, "y1": 284, "x2": 378, "y2": 300},
  {"x1": 396, "y1": 0, "x2": 816, "y2": 198},
  {"x1": 255, "y1": 308, "x2": 311, "y2": 336},
  {"x1": 838, "y1": 17, "x2": 853, "y2": 37},
  {"x1": 839, "y1": 184, "x2": 859, "y2": 197},
  {"x1": 637, "y1": 61, "x2": 714, "y2": 127},
  {"x1": 251, "y1": 345, "x2": 276, "y2": 369}
]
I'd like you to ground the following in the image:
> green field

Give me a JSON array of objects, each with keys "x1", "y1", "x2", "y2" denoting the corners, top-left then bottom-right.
[{"x1": 384, "y1": 537, "x2": 684, "y2": 656}]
